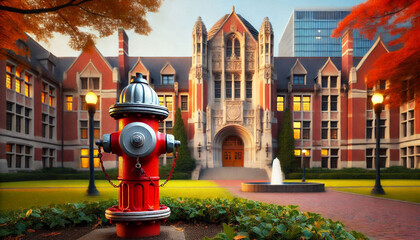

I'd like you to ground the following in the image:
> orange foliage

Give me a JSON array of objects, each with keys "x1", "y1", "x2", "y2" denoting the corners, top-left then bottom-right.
[
  {"x1": 332, "y1": 0, "x2": 420, "y2": 106},
  {"x1": 0, "y1": 0, "x2": 161, "y2": 53}
]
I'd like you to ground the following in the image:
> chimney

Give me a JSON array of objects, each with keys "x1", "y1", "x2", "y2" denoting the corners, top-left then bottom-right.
[
  {"x1": 341, "y1": 29, "x2": 353, "y2": 83},
  {"x1": 118, "y1": 28, "x2": 129, "y2": 95}
]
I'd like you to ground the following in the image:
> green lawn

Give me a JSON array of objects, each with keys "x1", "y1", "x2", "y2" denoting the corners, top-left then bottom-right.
[
  {"x1": 0, "y1": 180, "x2": 232, "y2": 211},
  {"x1": 290, "y1": 179, "x2": 420, "y2": 203}
]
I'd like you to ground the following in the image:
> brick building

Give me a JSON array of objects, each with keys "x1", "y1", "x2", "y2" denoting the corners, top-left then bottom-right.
[{"x1": 1, "y1": 8, "x2": 419, "y2": 173}]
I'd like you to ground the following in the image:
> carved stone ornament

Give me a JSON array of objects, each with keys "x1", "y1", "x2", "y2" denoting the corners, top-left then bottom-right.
[
  {"x1": 264, "y1": 67, "x2": 271, "y2": 80},
  {"x1": 196, "y1": 67, "x2": 202, "y2": 80},
  {"x1": 230, "y1": 24, "x2": 237, "y2": 32},
  {"x1": 227, "y1": 105, "x2": 241, "y2": 121}
]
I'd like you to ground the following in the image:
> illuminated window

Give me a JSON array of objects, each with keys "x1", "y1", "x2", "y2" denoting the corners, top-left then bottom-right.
[
  {"x1": 277, "y1": 96, "x2": 284, "y2": 111},
  {"x1": 15, "y1": 77, "x2": 22, "y2": 94},
  {"x1": 293, "y1": 96, "x2": 301, "y2": 111},
  {"x1": 293, "y1": 121, "x2": 301, "y2": 139},
  {"x1": 331, "y1": 121, "x2": 338, "y2": 139},
  {"x1": 158, "y1": 95, "x2": 173, "y2": 112},
  {"x1": 66, "y1": 96, "x2": 73, "y2": 111},
  {"x1": 41, "y1": 83, "x2": 48, "y2": 104},
  {"x1": 165, "y1": 96, "x2": 173, "y2": 112},
  {"x1": 80, "y1": 121, "x2": 88, "y2": 139},
  {"x1": 158, "y1": 95, "x2": 164, "y2": 106},
  {"x1": 6, "y1": 64, "x2": 14, "y2": 90},
  {"x1": 302, "y1": 96, "x2": 310, "y2": 111},
  {"x1": 49, "y1": 86, "x2": 55, "y2": 107},
  {"x1": 6, "y1": 73, "x2": 12, "y2": 89},
  {"x1": 294, "y1": 149, "x2": 301, "y2": 156},
  {"x1": 94, "y1": 121, "x2": 100, "y2": 139},
  {"x1": 24, "y1": 74, "x2": 32, "y2": 97},
  {"x1": 80, "y1": 148, "x2": 100, "y2": 168},
  {"x1": 322, "y1": 149, "x2": 338, "y2": 169}
]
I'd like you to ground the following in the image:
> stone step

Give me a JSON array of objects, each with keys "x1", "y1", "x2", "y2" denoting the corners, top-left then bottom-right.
[{"x1": 199, "y1": 167, "x2": 269, "y2": 180}]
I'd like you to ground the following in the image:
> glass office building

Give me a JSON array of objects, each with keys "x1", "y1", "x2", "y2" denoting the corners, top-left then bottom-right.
[{"x1": 278, "y1": 9, "x2": 374, "y2": 57}]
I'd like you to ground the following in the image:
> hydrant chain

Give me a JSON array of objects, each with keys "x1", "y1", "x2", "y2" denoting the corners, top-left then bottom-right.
[{"x1": 97, "y1": 145, "x2": 122, "y2": 188}]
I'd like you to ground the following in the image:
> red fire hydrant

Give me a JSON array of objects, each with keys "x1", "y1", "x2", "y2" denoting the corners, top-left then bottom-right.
[{"x1": 97, "y1": 73, "x2": 180, "y2": 238}]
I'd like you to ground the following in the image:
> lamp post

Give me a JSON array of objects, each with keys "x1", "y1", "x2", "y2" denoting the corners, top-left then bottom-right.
[
  {"x1": 371, "y1": 92, "x2": 385, "y2": 195},
  {"x1": 86, "y1": 91, "x2": 99, "y2": 196},
  {"x1": 302, "y1": 149, "x2": 307, "y2": 182}
]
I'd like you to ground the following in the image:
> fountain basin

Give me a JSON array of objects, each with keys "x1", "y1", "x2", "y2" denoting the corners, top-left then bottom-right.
[{"x1": 241, "y1": 182, "x2": 325, "y2": 192}]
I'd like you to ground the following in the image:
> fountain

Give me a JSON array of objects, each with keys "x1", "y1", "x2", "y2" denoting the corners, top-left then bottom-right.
[{"x1": 241, "y1": 158, "x2": 325, "y2": 192}]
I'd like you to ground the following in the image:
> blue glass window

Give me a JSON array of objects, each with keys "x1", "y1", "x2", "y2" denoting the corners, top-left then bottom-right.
[{"x1": 293, "y1": 75, "x2": 305, "y2": 84}]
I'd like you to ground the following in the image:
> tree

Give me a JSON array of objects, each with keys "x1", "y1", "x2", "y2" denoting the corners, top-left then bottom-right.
[
  {"x1": 0, "y1": 0, "x2": 161, "y2": 53},
  {"x1": 332, "y1": 0, "x2": 420, "y2": 106},
  {"x1": 277, "y1": 108, "x2": 297, "y2": 175},
  {"x1": 173, "y1": 108, "x2": 195, "y2": 173}
]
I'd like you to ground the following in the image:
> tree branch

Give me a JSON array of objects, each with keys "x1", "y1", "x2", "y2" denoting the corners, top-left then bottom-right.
[{"x1": 0, "y1": 0, "x2": 93, "y2": 14}]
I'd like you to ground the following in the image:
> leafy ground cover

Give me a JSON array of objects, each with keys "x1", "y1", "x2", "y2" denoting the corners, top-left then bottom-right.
[
  {"x1": 0, "y1": 198, "x2": 368, "y2": 240},
  {"x1": 0, "y1": 180, "x2": 232, "y2": 211}
]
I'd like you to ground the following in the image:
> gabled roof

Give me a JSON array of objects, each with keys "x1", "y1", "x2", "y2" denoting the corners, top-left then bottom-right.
[
  {"x1": 356, "y1": 37, "x2": 389, "y2": 71},
  {"x1": 275, "y1": 56, "x2": 362, "y2": 90},
  {"x1": 207, "y1": 10, "x2": 259, "y2": 41}
]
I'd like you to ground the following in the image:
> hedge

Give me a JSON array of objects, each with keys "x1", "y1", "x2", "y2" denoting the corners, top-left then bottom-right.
[
  {"x1": 0, "y1": 165, "x2": 191, "y2": 182},
  {"x1": 287, "y1": 166, "x2": 420, "y2": 179}
]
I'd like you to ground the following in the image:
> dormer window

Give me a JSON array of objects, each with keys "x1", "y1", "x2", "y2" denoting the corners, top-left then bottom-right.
[
  {"x1": 293, "y1": 75, "x2": 305, "y2": 85},
  {"x1": 162, "y1": 75, "x2": 174, "y2": 85}
]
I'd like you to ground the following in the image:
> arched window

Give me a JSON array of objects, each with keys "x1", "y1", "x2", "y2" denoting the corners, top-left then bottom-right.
[
  {"x1": 226, "y1": 39, "x2": 233, "y2": 57},
  {"x1": 234, "y1": 39, "x2": 240, "y2": 57}
]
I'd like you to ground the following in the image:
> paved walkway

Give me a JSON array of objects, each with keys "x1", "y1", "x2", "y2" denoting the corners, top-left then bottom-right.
[{"x1": 213, "y1": 180, "x2": 420, "y2": 240}]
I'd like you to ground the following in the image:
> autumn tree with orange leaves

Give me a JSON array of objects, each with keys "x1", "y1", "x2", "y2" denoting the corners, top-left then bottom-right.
[
  {"x1": 0, "y1": 0, "x2": 161, "y2": 53},
  {"x1": 332, "y1": 0, "x2": 420, "y2": 106}
]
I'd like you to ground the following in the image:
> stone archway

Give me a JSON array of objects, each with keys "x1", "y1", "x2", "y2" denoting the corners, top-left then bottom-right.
[{"x1": 213, "y1": 125, "x2": 253, "y2": 168}]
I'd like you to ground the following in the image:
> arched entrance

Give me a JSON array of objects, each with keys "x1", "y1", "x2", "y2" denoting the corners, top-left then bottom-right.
[{"x1": 222, "y1": 135, "x2": 244, "y2": 167}]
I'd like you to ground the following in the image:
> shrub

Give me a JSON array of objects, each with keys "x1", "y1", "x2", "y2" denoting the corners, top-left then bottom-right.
[
  {"x1": 173, "y1": 108, "x2": 196, "y2": 173},
  {"x1": 277, "y1": 108, "x2": 297, "y2": 174}
]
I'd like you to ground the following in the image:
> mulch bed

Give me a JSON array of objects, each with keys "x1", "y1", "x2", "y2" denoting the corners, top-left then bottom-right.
[{"x1": 11, "y1": 222, "x2": 222, "y2": 240}]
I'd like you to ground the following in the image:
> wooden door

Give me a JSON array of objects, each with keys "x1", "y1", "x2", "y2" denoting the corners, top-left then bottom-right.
[{"x1": 222, "y1": 136, "x2": 244, "y2": 167}]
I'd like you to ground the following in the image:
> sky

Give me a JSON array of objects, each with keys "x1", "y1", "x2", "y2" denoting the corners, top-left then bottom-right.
[{"x1": 36, "y1": 0, "x2": 366, "y2": 57}]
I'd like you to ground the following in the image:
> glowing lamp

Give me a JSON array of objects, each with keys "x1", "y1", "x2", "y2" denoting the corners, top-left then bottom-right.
[
  {"x1": 86, "y1": 91, "x2": 98, "y2": 105},
  {"x1": 302, "y1": 149, "x2": 307, "y2": 156},
  {"x1": 371, "y1": 93, "x2": 383, "y2": 106}
]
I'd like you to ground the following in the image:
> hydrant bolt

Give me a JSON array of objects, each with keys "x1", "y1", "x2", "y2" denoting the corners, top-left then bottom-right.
[{"x1": 131, "y1": 133, "x2": 145, "y2": 148}]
